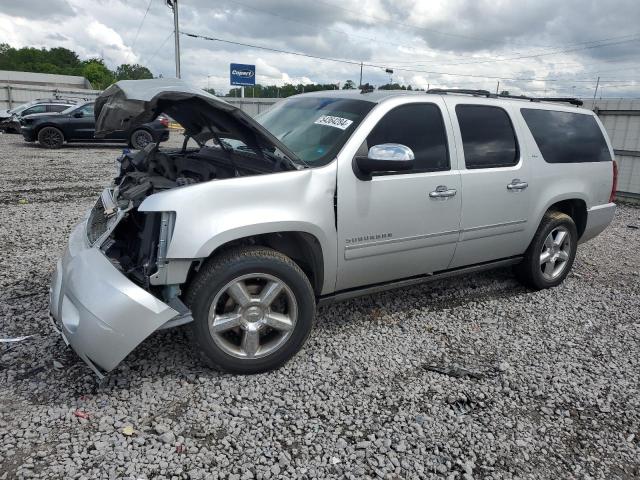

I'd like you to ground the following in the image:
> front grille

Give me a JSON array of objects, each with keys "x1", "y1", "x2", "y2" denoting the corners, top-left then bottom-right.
[{"x1": 87, "y1": 196, "x2": 108, "y2": 245}]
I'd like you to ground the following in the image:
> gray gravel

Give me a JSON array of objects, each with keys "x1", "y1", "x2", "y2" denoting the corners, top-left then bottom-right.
[{"x1": 0, "y1": 131, "x2": 639, "y2": 480}]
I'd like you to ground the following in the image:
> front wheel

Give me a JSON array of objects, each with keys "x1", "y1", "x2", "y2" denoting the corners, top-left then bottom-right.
[
  {"x1": 185, "y1": 246, "x2": 316, "y2": 374},
  {"x1": 37, "y1": 126, "x2": 64, "y2": 148},
  {"x1": 515, "y1": 211, "x2": 577, "y2": 290}
]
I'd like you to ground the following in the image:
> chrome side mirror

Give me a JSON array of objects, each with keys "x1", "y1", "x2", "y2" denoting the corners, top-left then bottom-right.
[{"x1": 354, "y1": 143, "x2": 415, "y2": 180}]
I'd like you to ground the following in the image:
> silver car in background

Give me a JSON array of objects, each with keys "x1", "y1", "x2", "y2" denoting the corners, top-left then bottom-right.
[{"x1": 49, "y1": 79, "x2": 617, "y2": 376}]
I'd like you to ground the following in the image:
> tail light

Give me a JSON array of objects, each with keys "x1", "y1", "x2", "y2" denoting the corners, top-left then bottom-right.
[
  {"x1": 609, "y1": 160, "x2": 618, "y2": 203},
  {"x1": 158, "y1": 115, "x2": 169, "y2": 127}
]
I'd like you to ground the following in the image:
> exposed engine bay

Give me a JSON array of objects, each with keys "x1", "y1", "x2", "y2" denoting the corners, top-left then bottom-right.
[
  {"x1": 101, "y1": 137, "x2": 296, "y2": 290},
  {"x1": 89, "y1": 80, "x2": 305, "y2": 295}
]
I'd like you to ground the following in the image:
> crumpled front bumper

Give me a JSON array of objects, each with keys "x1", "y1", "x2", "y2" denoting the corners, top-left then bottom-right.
[{"x1": 49, "y1": 221, "x2": 179, "y2": 376}]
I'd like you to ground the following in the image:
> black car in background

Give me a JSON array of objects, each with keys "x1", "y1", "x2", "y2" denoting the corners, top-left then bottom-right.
[
  {"x1": 20, "y1": 101, "x2": 170, "y2": 149},
  {"x1": 0, "y1": 98, "x2": 80, "y2": 133}
]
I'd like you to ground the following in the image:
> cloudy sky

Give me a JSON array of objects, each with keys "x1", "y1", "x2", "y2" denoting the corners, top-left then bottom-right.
[{"x1": 1, "y1": 0, "x2": 639, "y2": 97}]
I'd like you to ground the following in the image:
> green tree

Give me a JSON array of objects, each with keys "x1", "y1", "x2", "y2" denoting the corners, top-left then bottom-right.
[
  {"x1": 115, "y1": 63, "x2": 153, "y2": 81},
  {"x1": 0, "y1": 44, "x2": 155, "y2": 89},
  {"x1": 82, "y1": 59, "x2": 115, "y2": 89},
  {"x1": 342, "y1": 79, "x2": 356, "y2": 89}
]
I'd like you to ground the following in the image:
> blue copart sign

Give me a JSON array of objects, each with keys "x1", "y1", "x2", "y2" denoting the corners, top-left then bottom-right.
[{"x1": 230, "y1": 63, "x2": 256, "y2": 86}]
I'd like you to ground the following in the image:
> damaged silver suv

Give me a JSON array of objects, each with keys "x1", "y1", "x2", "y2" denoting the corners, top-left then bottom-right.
[{"x1": 50, "y1": 79, "x2": 617, "y2": 376}]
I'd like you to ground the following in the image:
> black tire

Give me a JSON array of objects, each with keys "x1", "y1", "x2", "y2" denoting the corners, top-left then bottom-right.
[
  {"x1": 185, "y1": 246, "x2": 316, "y2": 374},
  {"x1": 514, "y1": 211, "x2": 578, "y2": 290},
  {"x1": 37, "y1": 126, "x2": 64, "y2": 149},
  {"x1": 129, "y1": 129, "x2": 154, "y2": 149}
]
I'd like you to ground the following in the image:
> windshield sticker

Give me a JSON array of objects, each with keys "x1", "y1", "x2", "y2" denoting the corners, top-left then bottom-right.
[{"x1": 314, "y1": 115, "x2": 353, "y2": 130}]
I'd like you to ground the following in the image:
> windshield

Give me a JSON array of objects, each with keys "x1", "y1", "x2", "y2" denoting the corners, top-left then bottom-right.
[{"x1": 256, "y1": 96, "x2": 375, "y2": 167}]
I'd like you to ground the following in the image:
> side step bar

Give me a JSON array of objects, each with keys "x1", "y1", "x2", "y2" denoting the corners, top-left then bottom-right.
[{"x1": 318, "y1": 257, "x2": 522, "y2": 306}]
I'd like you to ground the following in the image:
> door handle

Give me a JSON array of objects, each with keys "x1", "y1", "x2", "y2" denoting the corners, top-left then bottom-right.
[
  {"x1": 507, "y1": 179, "x2": 528, "y2": 191},
  {"x1": 429, "y1": 185, "x2": 457, "y2": 198}
]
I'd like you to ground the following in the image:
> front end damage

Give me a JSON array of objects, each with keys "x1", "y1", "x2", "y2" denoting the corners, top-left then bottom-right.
[{"x1": 49, "y1": 79, "x2": 303, "y2": 375}]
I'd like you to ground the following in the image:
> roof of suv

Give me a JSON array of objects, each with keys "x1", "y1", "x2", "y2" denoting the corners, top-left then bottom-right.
[{"x1": 297, "y1": 89, "x2": 587, "y2": 111}]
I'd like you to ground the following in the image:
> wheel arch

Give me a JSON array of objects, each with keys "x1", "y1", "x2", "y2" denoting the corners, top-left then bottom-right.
[
  {"x1": 530, "y1": 194, "x2": 588, "y2": 244},
  {"x1": 35, "y1": 122, "x2": 65, "y2": 140},
  {"x1": 196, "y1": 231, "x2": 325, "y2": 297}
]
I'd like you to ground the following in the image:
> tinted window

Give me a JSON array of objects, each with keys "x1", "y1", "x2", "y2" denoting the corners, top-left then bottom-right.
[
  {"x1": 521, "y1": 109, "x2": 610, "y2": 163},
  {"x1": 367, "y1": 103, "x2": 449, "y2": 172},
  {"x1": 77, "y1": 104, "x2": 94, "y2": 116},
  {"x1": 456, "y1": 105, "x2": 519, "y2": 169},
  {"x1": 22, "y1": 105, "x2": 46, "y2": 116},
  {"x1": 48, "y1": 104, "x2": 70, "y2": 113}
]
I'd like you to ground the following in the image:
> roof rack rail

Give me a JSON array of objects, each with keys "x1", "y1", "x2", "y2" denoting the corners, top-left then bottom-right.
[
  {"x1": 427, "y1": 88, "x2": 492, "y2": 97},
  {"x1": 530, "y1": 96, "x2": 583, "y2": 106},
  {"x1": 426, "y1": 88, "x2": 583, "y2": 107}
]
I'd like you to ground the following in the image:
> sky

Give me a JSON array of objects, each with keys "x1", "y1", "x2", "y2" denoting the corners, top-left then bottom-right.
[{"x1": 1, "y1": 0, "x2": 639, "y2": 97}]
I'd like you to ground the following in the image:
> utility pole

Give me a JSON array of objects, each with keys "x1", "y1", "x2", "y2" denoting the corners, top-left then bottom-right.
[
  {"x1": 496, "y1": 81, "x2": 500, "y2": 95},
  {"x1": 592, "y1": 76, "x2": 600, "y2": 109},
  {"x1": 359, "y1": 62, "x2": 363, "y2": 88},
  {"x1": 167, "y1": 0, "x2": 181, "y2": 78}
]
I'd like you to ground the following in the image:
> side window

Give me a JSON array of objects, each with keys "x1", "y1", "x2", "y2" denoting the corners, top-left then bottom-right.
[
  {"x1": 520, "y1": 109, "x2": 610, "y2": 163},
  {"x1": 78, "y1": 104, "x2": 94, "y2": 116},
  {"x1": 456, "y1": 105, "x2": 519, "y2": 169},
  {"x1": 48, "y1": 104, "x2": 69, "y2": 113},
  {"x1": 367, "y1": 103, "x2": 449, "y2": 173},
  {"x1": 22, "y1": 105, "x2": 46, "y2": 116}
]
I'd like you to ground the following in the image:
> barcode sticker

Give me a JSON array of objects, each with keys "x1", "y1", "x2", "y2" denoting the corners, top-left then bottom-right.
[{"x1": 314, "y1": 115, "x2": 353, "y2": 130}]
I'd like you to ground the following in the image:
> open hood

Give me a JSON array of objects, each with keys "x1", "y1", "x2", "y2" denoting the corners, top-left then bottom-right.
[{"x1": 95, "y1": 79, "x2": 302, "y2": 167}]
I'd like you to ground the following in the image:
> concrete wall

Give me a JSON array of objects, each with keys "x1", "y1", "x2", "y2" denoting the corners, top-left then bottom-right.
[
  {"x1": 593, "y1": 99, "x2": 640, "y2": 201},
  {"x1": 224, "y1": 97, "x2": 280, "y2": 117}
]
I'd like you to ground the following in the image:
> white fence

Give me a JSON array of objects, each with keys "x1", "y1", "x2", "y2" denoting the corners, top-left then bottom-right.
[
  {"x1": 0, "y1": 84, "x2": 101, "y2": 110},
  {"x1": 593, "y1": 99, "x2": 640, "y2": 201}
]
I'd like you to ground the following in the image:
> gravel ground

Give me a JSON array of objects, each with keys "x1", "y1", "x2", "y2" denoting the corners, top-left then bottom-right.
[{"x1": 0, "y1": 131, "x2": 639, "y2": 480}]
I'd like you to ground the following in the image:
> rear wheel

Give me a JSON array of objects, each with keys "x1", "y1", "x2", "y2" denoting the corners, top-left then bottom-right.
[
  {"x1": 37, "y1": 127, "x2": 64, "y2": 148},
  {"x1": 129, "y1": 129, "x2": 154, "y2": 149},
  {"x1": 515, "y1": 211, "x2": 577, "y2": 289},
  {"x1": 185, "y1": 246, "x2": 315, "y2": 374}
]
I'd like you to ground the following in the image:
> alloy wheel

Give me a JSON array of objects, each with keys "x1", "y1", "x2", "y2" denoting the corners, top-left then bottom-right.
[
  {"x1": 539, "y1": 226, "x2": 572, "y2": 280},
  {"x1": 208, "y1": 273, "x2": 298, "y2": 359},
  {"x1": 41, "y1": 128, "x2": 62, "y2": 147},
  {"x1": 132, "y1": 130, "x2": 153, "y2": 149}
]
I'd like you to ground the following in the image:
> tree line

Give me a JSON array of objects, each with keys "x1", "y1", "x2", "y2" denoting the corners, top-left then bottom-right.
[
  {"x1": 218, "y1": 80, "x2": 422, "y2": 98},
  {"x1": 1, "y1": 44, "x2": 423, "y2": 95},
  {"x1": 0, "y1": 44, "x2": 153, "y2": 89}
]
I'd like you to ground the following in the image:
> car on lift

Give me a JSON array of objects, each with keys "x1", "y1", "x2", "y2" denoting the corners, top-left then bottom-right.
[
  {"x1": 0, "y1": 98, "x2": 80, "y2": 133},
  {"x1": 50, "y1": 79, "x2": 617, "y2": 377},
  {"x1": 20, "y1": 101, "x2": 170, "y2": 149}
]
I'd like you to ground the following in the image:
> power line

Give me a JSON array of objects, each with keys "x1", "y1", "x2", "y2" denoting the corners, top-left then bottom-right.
[
  {"x1": 182, "y1": 30, "x2": 637, "y2": 84},
  {"x1": 222, "y1": 0, "x2": 640, "y2": 70},
  {"x1": 380, "y1": 36, "x2": 640, "y2": 70},
  {"x1": 146, "y1": 30, "x2": 174, "y2": 65},
  {"x1": 132, "y1": 0, "x2": 154, "y2": 50}
]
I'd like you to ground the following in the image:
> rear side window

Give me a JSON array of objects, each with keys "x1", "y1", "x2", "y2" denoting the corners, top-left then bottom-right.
[
  {"x1": 48, "y1": 104, "x2": 70, "y2": 113},
  {"x1": 521, "y1": 109, "x2": 610, "y2": 163},
  {"x1": 367, "y1": 103, "x2": 449, "y2": 172},
  {"x1": 456, "y1": 105, "x2": 519, "y2": 169},
  {"x1": 21, "y1": 105, "x2": 47, "y2": 116}
]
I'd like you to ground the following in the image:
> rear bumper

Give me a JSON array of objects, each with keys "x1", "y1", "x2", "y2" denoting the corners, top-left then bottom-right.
[
  {"x1": 579, "y1": 202, "x2": 616, "y2": 244},
  {"x1": 49, "y1": 222, "x2": 179, "y2": 375},
  {"x1": 157, "y1": 129, "x2": 170, "y2": 142}
]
